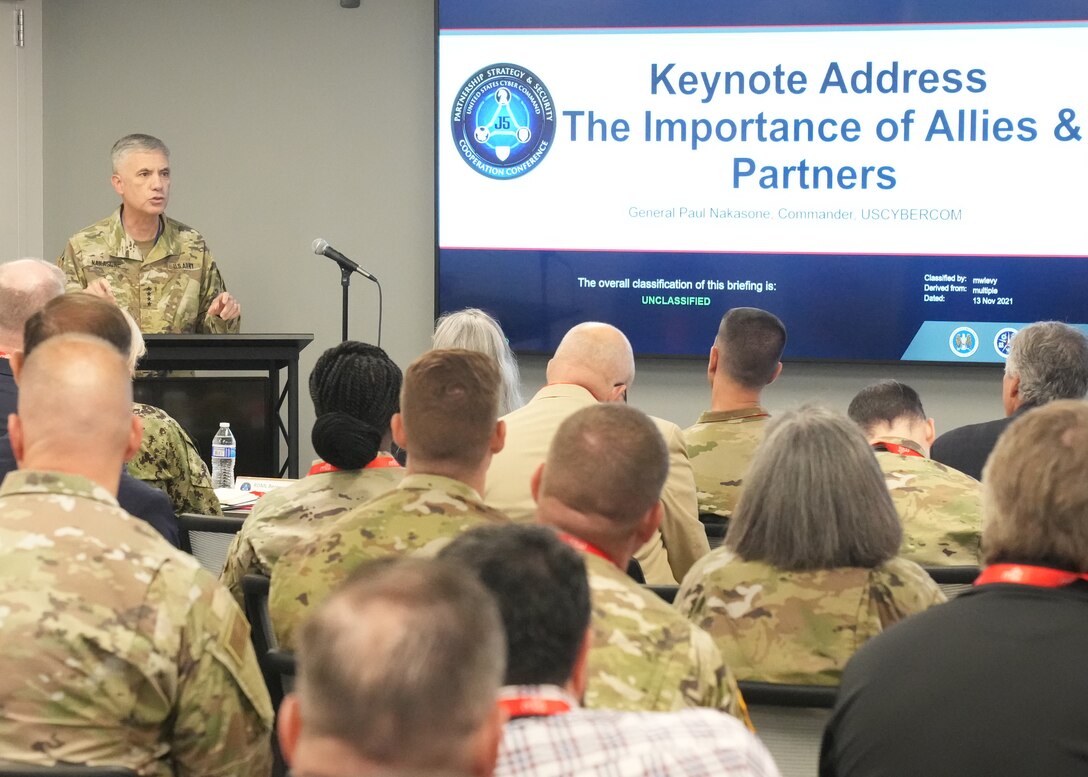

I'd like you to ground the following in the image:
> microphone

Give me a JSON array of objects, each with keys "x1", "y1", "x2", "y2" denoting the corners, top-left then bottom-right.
[{"x1": 311, "y1": 238, "x2": 377, "y2": 282}]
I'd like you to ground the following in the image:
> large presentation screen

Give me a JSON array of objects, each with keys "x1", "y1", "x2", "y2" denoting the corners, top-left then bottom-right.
[{"x1": 436, "y1": 1, "x2": 1088, "y2": 363}]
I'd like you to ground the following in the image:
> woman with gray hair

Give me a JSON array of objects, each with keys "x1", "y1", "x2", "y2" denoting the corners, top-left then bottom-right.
[
  {"x1": 433, "y1": 307, "x2": 523, "y2": 415},
  {"x1": 676, "y1": 404, "x2": 945, "y2": 685}
]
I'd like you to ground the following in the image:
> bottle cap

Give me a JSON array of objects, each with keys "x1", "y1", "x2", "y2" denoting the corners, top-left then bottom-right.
[{"x1": 219, "y1": 422, "x2": 230, "y2": 427}]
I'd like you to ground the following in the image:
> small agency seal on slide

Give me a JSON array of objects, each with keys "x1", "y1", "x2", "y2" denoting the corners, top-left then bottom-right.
[{"x1": 451, "y1": 63, "x2": 556, "y2": 179}]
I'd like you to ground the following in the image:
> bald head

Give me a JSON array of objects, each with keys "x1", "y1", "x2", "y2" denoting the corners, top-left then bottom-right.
[
  {"x1": 546, "y1": 323, "x2": 635, "y2": 402},
  {"x1": 10, "y1": 335, "x2": 140, "y2": 492},
  {"x1": 0, "y1": 259, "x2": 66, "y2": 348}
]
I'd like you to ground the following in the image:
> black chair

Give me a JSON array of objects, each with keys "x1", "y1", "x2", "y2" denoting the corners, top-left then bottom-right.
[
  {"x1": 699, "y1": 512, "x2": 728, "y2": 549},
  {"x1": 646, "y1": 584, "x2": 679, "y2": 604},
  {"x1": 178, "y1": 513, "x2": 246, "y2": 575},
  {"x1": 242, "y1": 574, "x2": 276, "y2": 653},
  {"x1": 0, "y1": 766, "x2": 139, "y2": 776},
  {"x1": 924, "y1": 565, "x2": 980, "y2": 599},
  {"x1": 625, "y1": 557, "x2": 646, "y2": 584},
  {"x1": 737, "y1": 681, "x2": 838, "y2": 777},
  {"x1": 240, "y1": 574, "x2": 287, "y2": 705}
]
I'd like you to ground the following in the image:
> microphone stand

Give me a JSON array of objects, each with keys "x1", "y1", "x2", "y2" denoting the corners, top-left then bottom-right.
[{"x1": 340, "y1": 264, "x2": 353, "y2": 343}]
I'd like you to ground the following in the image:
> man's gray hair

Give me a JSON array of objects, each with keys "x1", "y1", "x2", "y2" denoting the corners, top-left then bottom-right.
[
  {"x1": 0, "y1": 259, "x2": 66, "y2": 345},
  {"x1": 295, "y1": 557, "x2": 505, "y2": 771},
  {"x1": 983, "y1": 400, "x2": 1088, "y2": 571},
  {"x1": 727, "y1": 404, "x2": 902, "y2": 571},
  {"x1": 1004, "y1": 321, "x2": 1088, "y2": 407},
  {"x1": 111, "y1": 133, "x2": 170, "y2": 172},
  {"x1": 433, "y1": 308, "x2": 524, "y2": 415}
]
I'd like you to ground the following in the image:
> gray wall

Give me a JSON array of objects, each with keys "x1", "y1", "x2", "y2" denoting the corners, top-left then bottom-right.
[{"x1": 41, "y1": 0, "x2": 1003, "y2": 467}]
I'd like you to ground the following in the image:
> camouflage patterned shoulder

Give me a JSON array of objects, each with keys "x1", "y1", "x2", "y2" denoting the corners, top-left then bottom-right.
[
  {"x1": 269, "y1": 477, "x2": 508, "y2": 648},
  {"x1": 219, "y1": 466, "x2": 405, "y2": 602},
  {"x1": 581, "y1": 552, "x2": 738, "y2": 718},
  {"x1": 675, "y1": 551, "x2": 940, "y2": 685},
  {"x1": 683, "y1": 411, "x2": 769, "y2": 519},
  {"x1": 876, "y1": 449, "x2": 982, "y2": 566},
  {"x1": 871, "y1": 556, "x2": 947, "y2": 614},
  {"x1": 0, "y1": 485, "x2": 271, "y2": 776}
]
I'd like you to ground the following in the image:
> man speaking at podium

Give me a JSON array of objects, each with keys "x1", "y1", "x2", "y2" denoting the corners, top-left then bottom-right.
[{"x1": 57, "y1": 134, "x2": 241, "y2": 334}]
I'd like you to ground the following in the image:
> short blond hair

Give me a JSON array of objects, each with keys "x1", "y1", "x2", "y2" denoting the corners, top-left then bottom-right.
[
  {"x1": 401, "y1": 349, "x2": 499, "y2": 468},
  {"x1": 983, "y1": 400, "x2": 1088, "y2": 571}
]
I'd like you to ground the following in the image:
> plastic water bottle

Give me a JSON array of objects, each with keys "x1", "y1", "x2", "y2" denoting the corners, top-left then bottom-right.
[{"x1": 211, "y1": 422, "x2": 237, "y2": 489}]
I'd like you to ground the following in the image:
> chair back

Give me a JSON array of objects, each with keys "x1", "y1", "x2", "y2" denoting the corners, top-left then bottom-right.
[
  {"x1": 738, "y1": 680, "x2": 837, "y2": 777},
  {"x1": 647, "y1": 584, "x2": 678, "y2": 604},
  {"x1": 178, "y1": 513, "x2": 246, "y2": 576},
  {"x1": 699, "y1": 513, "x2": 728, "y2": 549},
  {"x1": 264, "y1": 648, "x2": 297, "y2": 710},
  {"x1": 0, "y1": 766, "x2": 139, "y2": 776},
  {"x1": 924, "y1": 565, "x2": 979, "y2": 599}
]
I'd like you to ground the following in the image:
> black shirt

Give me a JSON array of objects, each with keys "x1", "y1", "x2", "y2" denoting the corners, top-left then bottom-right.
[{"x1": 821, "y1": 581, "x2": 1088, "y2": 776}]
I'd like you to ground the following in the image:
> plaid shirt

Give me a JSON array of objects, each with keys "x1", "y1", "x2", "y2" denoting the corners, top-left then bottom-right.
[{"x1": 495, "y1": 686, "x2": 780, "y2": 777}]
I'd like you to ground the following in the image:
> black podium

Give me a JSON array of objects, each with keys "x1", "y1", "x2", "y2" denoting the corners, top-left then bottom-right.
[{"x1": 135, "y1": 334, "x2": 313, "y2": 478}]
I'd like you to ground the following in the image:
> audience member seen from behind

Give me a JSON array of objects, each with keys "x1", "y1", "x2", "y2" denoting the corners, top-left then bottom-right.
[
  {"x1": 0, "y1": 335, "x2": 272, "y2": 775},
  {"x1": 433, "y1": 307, "x2": 524, "y2": 415},
  {"x1": 441, "y1": 524, "x2": 779, "y2": 777},
  {"x1": 0, "y1": 259, "x2": 65, "y2": 420},
  {"x1": 822, "y1": 400, "x2": 1088, "y2": 777},
  {"x1": 269, "y1": 349, "x2": 509, "y2": 648},
  {"x1": 278, "y1": 557, "x2": 505, "y2": 777},
  {"x1": 677, "y1": 405, "x2": 945, "y2": 686},
  {"x1": 21, "y1": 292, "x2": 221, "y2": 518},
  {"x1": 685, "y1": 307, "x2": 786, "y2": 522},
  {"x1": 121, "y1": 306, "x2": 223, "y2": 517},
  {"x1": 531, "y1": 403, "x2": 747, "y2": 721},
  {"x1": 485, "y1": 321, "x2": 708, "y2": 585},
  {"x1": 0, "y1": 265, "x2": 178, "y2": 545},
  {"x1": 847, "y1": 380, "x2": 981, "y2": 566},
  {"x1": 931, "y1": 321, "x2": 1088, "y2": 479},
  {"x1": 221, "y1": 341, "x2": 404, "y2": 603}
]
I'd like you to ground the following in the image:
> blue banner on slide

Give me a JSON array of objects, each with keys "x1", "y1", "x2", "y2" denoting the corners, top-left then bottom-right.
[{"x1": 439, "y1": 249, "x2": 1088, "y2": 362}]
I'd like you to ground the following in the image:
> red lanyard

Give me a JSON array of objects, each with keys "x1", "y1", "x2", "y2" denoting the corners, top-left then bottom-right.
[
  {"x1": 872, "y1": 441, "x2": 924, "y2": 458},
  {"x1": 975, "y1": 564, "x2": 1088, "y2": 587},
  {"x1": 557, "y1": 532, "x2": 617, "y2": 568},
  {"x1": 307, "y1": 454, "x2": 400, "y2": 476},
  {"x1": 499, "y1": 696, "x2": 573, "y2": 719}
]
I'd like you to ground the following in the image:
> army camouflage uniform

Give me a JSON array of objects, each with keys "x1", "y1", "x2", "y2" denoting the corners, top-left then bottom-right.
[
  {"x1": 873, "y1": 437, "x2": 982, "y2": 566},
  {"x1": 269, "y1": 473, "x2": 509, "y2": 648},
  {"x1": 580, "y1": 551, "x2": 750, "y2": 727},
  {"x1": 684, "y1": 407, "x2": 769, "y2": 519},
  {"x1": 676, "y1": 549, "x2": 945, "y2": 686},
  {"x1": 57, "y1": 208, "x2": 239, "y2": 334},
  {"x1": 128, "y1": 402, "x2": 222, "y2": 517},
  {"x1": 220, "y1": 457, "x2": 405, "y2": 606},
  {"x1": 0, "y1": 470, "x2": 272, "y2": 776}
]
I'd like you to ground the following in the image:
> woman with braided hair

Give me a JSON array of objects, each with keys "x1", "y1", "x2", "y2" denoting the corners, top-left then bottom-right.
[{"x1": 220, "y1": 341, "x2": 404, "y2": 604}]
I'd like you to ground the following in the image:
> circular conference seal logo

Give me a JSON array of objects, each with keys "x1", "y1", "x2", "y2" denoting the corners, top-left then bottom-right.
[
  {"x1": 993, "y1": 327, "x2": 1018, "y2": 359},
  {"x1": 949, "y1": 326, "x2": 979, "y2": 358},
  {"x1": 451, "y1": 63, "x2": 556, "y2": 180}
]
